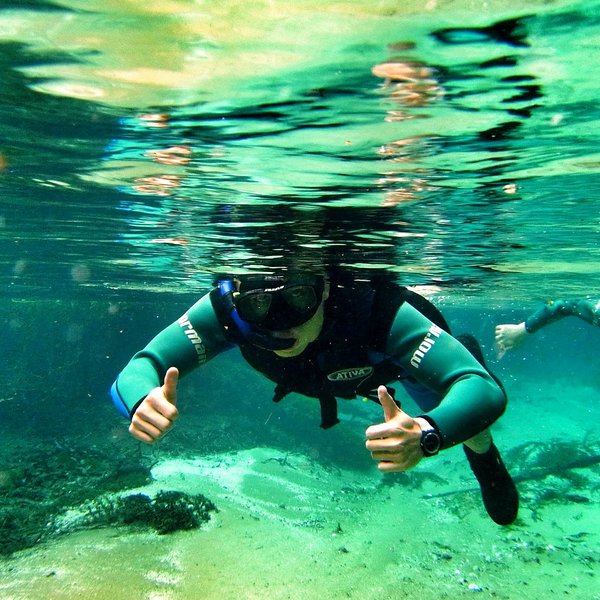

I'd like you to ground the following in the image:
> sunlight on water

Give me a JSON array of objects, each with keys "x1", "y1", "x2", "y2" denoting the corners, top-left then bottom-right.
[
  {"x1": 0, "y1": 0, "x2": 445, "y2": 107},
  {"x1": 0, "y1": 0, "x2": 598, "y2": 299}
]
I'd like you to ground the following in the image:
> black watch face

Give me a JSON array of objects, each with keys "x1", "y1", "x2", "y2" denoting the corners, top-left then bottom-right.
[{"x1": 422, "y1": 431, "x2": 441, "y2": 455}]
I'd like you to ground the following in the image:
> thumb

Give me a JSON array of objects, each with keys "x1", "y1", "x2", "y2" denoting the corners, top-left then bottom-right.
[
  {"x1": 378, "y1": 384, "x2": 401, "y2": 422},
  {"x1": 162, "y1": 367, "x2": 179, "y2": 405}
]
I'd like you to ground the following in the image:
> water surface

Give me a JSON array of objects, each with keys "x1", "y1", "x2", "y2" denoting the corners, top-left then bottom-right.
[{"x1": 1, "y1": 0, "x2": 598, "y2": 301}]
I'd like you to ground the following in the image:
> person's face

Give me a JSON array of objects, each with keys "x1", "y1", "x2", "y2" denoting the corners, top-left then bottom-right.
[
  {"x1": 271, "y1": 286, "x2": 328, "y2": 357},
  {"x1": 233, "y1": 274, "x2": 329, "y2": 356}
]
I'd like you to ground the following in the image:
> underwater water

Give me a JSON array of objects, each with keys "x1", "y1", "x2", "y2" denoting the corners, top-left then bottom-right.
[{"x1": 0, "y1": 1, "x2": 599, "y2": 599}]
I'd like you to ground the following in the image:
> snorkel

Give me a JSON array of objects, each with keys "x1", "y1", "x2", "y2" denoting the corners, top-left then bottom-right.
[{"x1": 218, "y1": 279, "x2": 296, "y2": 351}]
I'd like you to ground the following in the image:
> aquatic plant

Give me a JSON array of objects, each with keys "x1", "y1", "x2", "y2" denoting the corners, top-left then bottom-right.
[
  {"x1": 422, "y1": 437, "x2": 600, "y2": 520},
  {"x1": 506, "y1": 438, "x2": 600, "y2": 478},
  {"x1": 0, "y1": 437, "x2": 218, "y2": 555},
  {"x1": 55, "y1": 489, "x2": 219, "y2": 536},
  {"x1": 148, "y1": 490, "x2": 216, "y2": 534}
]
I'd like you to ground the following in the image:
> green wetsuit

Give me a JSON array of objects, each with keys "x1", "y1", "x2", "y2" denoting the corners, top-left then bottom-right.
[
  {"x1": 525, "y1": 298, "x2": 600, "y2": 333},
  {"x1": 111, "y1": 283, "x2": 506, "y2": 449}
]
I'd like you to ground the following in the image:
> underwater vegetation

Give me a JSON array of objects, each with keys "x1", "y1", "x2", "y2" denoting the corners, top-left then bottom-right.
[
  {"x1": 87, "y1": 490, "x2": 217, "y2": 535},
  {"x1": 0, "y1": 430, "x2": 597, "y2": 558},
  {"x1": 423, "y1": 438, "x2": 600, "y2": 520},
  {"x1": 0, "y1": 439, "x2": 217, "y2": 555},
  {"x1": 506, "y1": 438, "x2": 600, "y2": 521}
]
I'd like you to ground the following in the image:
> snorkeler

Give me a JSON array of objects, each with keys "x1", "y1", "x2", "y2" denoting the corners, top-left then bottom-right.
[
  {"x1": 495, "y1": 297, "x2": 600, "y2": 354},
  {"x1": 111, "y1": 270, "x2": 519, "y2": 525}
]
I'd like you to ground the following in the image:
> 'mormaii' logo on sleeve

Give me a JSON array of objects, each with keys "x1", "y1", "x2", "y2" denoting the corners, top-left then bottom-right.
[{"x1": 410, "y1": 324, "x2": 443, "y2": 368}]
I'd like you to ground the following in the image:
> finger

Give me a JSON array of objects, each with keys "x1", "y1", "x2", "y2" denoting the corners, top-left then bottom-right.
[
  {"x1": 365, "y1": 437, "x2": 402, "y2": 451},
  {"x1": 365, "y1": 421, "x2": 394, "y2": 439},
  {"x1": 371, "y1": 448, "x2": 419, "y2": 472},
  {"x1": 365, "y1": 411, "x2": 407, "y2": 439},
  {"x1": 377, "y1": 460, "x2": 410, "y2": 473},
  {"x1": 369, "y1": 450, "x2": 400, "y2": 462},
  {"x1": 140, "y1": 410, "x2": 173, "y2": 433},
  {"x1": 129, "y1": 420, "x2": 160, "y2": 443},
  {"x1": 131, "y1": 413, "x2": 168, "y2": 438},
  {"x1": 129, "y1": 426, "x2": 156, "y2": 444},
  {"x1": 145, "y1": 395, "x2": 178, "y2": 421},
  {"x1": 378, "y1": 385, "x2": 400, "y2": 422},
  {"x1": 162, "y1": 367, "x2": 179, "y2": 405}
]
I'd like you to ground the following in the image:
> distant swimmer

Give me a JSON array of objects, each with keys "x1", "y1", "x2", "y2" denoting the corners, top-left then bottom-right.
[
  {"x1": 111, "y1": 269, "x2": 518, "y2": 525},
  {"x1": 495, "y1": 298, "x2": 600, "y2": 356}
]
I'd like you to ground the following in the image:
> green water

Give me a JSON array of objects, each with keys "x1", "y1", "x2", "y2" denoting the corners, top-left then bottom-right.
[{"x1": 0, "y1": 2, "x2": 599, "y2": 599}]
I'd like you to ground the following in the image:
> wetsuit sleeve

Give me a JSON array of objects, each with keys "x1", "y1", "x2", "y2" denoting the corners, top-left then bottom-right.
[
  {"x1": 110, "y1": 292, "x2": 232, "y2": 418},
  {"x1": 385, "y1": 303, "x2": 506, "y2": 448},
  {"x1": 525, "y1": 298, "x2": 600, "y2": 333}
]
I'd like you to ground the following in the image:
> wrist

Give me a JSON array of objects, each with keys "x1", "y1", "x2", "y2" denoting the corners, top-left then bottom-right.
[{"x1": 415, "y1": 417, "x2": 442, "y2": 457}]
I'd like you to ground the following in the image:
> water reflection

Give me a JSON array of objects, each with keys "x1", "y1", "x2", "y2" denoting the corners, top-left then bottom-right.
[
  {"x1": 0, "y1": 1, "x2": 598, "y2": 299},
  {"x1": 371, "y1": 43, "x2": 444, "y2": 208},
  {"x1": 90, "y1": 17, "x2": 545, "y2": 287}
]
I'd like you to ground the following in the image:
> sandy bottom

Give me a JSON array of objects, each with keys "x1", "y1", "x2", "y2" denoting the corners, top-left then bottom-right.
[{"x1": 1, "y1": 378, "x2": 599, "y2": 600}]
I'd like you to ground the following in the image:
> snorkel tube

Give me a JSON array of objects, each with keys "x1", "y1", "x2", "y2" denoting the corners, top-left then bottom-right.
[{"x1": 218, "y1": 279, "x2": 295, "y2": 351}]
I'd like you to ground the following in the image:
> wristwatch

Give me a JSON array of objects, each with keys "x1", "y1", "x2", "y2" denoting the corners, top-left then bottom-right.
[{"x1": 416, "y1": 418, "x2": 441, "y2": 457}]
